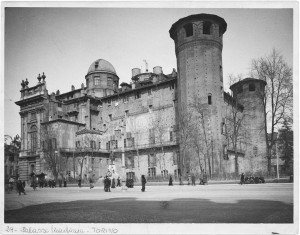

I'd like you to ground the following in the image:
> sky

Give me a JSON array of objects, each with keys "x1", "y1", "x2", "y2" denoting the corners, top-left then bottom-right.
[{"x1": 3, "y1": 4, "x2": 294, "y2": 138}]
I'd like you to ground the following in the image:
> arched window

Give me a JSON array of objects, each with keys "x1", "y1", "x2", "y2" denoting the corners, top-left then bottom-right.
[
  {"x1": 184, "y1": 23, "x2": 193, "y2": 37},
  {"x1": 208, "y1": 93, "x2": 212, "y2": 105},
  {"x1": 203, "y1": 21, "x2": 212, "y2": 35},
  {"x1": 30, "y1": 125, "x2": 37, "y2": 151},
  {"x1": 249, "y1": 83, "x2": 255, "y2": 91}
]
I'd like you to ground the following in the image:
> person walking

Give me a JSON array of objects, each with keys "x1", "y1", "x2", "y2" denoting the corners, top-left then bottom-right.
[
  {"x1": 117, "y1": 177, "x2": 121, "y2": 187},
  {"x1": 111, "y1": 178, "x2": 116, "y2": 188},
  {"x1": 168, "y1": 176, "x2": 173, "y2": 186},
  {"x1": 78, "y1": 175, "x2": 82, "y2": 188},
  {"x1": 17, "y1": 179, "x2": 26, "y2": 195},
  {"x1": 89, "y1": 176, "x2": 94, "y2": 189},
  {"x1": 192, "y1": 174, "x2": 196, "y2": 186},
  {"x1": 187, "y1": 174, "x2": 191, "y2": 185},
  {"x1": 107, "y1": 177, "x2": 111, "y2": 192},
  {"x1": 240, "y1": 173, "x2": 245, "y2": 185},
  {"x1": 203, "y1": 172, "x2": 208, "y2": 185},
  {"x1": 141, "y1": 175, "x2": 146, "y2": 192}
]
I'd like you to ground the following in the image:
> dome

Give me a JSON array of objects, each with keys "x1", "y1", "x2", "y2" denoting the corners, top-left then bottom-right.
[{"x1": 87, "y1": 59, "x2": 117, "y2": 75}]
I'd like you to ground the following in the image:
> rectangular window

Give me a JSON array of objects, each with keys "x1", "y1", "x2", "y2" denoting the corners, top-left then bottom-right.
[
  {"x1": 148, "y1": 167, "x2": 156, "y2": 177},
  {"x1": 107, "y1": 99, "x2": 111, "y2": 106},
  {"x1": 135, "y1": 91, "x2": 141, "y2": 99},
  {"x1": 94, "y1": 77, "x2": 100, "y2": 85},
  {"x1": 170, "y1": 83, "x2": 175, "y2": 90},
  {"x1": 184, "y1": 23, "x2": 193, "y2": 37},
  {"x1": 109, "y1": 114, "x2": 112, "y2": 121},
  {"x1": 106, "y1": 141, "x2": 110, "y2": 150},
  {"x1": 90, "y1": 141, "x2": 96, "y2": 149},
  {"x1": 249, "y1": 83, "x2": 255, "y2": 91},
  {"x1": 52, "y1": 138, "x2": 57, "y2": 149},
  {"x1": 31, "y1": 112, "x2": 37, "y2": 120},
  {"x1": 76, "y1": 141, "x2": 80, "y2": 148},
  {"x1": 148, "y1": 89, "x2": 152, "y2": 95},
  {"x1": 149, "y1": 105, "x2": 153, "y2": 113},
  {"x1": 58, "y1": 103, "x2": 62, "y2": 107},
  {"x1": 107, "y1": 78, "x2": 113, "y2": 87},
  {"x1": 174, "y1": 169, "x2": 177, "y2": 179},
  {"x1": 115, "y1": 140, "x2": 118, "y2": 149},
  {"x1": 99, "y1": 142, "x2": 101, "y2": 149},
  {"x1": 125, "y1": 110, "x2": 129, "y2": 118},
  {"x1": 173, "y1": 152, "x2": 177, "y2": 165},
  {"x1": 223, "y1": 145, "x2": 228, "y2": 160},
  {"x1": 170, "y1": 131, "x2": 173, "y2": 141},
  {"x1": 123, "y1": 96, "x2": 129, "y2": 103},
  {"x1": 208, "y1": 94, "x2": 212, "y2": 105},
  {"x1": 124, "y1": 139, "x2": 126, "y2": 148}
]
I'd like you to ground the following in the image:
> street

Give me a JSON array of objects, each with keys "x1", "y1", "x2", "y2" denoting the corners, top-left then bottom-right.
[{"x1": 4, "y1": 183, "x2": 293, "y2": 224}]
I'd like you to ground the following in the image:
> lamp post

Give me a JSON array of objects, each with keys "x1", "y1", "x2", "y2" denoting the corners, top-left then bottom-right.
[{"x1": 121, "y1": 127, "x2": 127, "y2": 191}]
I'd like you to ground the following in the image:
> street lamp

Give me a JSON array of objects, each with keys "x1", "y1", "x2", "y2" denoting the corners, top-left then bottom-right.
[{"x1": 121, "y1": 127, "x2": 127, "y2": 191}]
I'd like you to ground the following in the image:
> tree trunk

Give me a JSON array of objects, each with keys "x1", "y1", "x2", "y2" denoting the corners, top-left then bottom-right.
[{"x1": 234, "y1": 152, "x2": 239, "y2": 176}]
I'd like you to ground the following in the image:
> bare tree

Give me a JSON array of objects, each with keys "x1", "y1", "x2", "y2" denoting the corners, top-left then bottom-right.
[
  {"x1": 150, "y1": 109, "x2": 167, "y2": 172},
  {"x1": 251, "y1": 49, "x2": 293, "y2": 173},
  {"x1": 189, "y1": 98, "x2": 213, "y2": 178},
  {"x1": 40, "y1": 124, "x2": 67, "y2": 181}
]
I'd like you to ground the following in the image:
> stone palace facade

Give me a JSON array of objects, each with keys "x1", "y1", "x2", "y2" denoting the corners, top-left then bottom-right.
[{"x1": 15, "y1": 13, "x2": 267, "y2": 183}]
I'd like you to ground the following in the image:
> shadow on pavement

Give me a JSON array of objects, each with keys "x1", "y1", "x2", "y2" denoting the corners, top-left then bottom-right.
[{"x1": 5, "y1": 197, "x2": 293, "y2": 223}]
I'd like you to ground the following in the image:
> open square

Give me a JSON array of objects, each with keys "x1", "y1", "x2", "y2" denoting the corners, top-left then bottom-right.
[{"x1": 5, "y1": 183, "x2": 293, "y2": 223}]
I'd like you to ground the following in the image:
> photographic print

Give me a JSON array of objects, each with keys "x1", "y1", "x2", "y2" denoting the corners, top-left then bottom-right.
[{"x1": 2, "y1": 2, "x2": 298, "y2": 235}]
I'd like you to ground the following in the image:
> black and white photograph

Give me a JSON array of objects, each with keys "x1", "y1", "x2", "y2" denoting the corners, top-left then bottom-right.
[{"x1": 2, "y1": 1, "x2": 298, "y2": 234}]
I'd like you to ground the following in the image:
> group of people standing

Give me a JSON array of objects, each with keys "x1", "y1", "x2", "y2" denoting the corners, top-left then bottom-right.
[{"x1": 103, "y1": 176, "x2": 122, "y2": 192}]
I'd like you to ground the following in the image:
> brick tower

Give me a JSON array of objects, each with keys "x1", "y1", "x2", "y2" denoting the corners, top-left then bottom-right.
[
  {"x1": 169, "y1": 14, "x2": 227, "y2": 176},
  {"x1": 230, "y1": 78, "x2": 267, "y2": 174}
]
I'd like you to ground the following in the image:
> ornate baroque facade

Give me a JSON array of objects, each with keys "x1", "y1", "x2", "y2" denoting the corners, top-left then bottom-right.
[{"x1": 16, "y1": 13, "x2": 267, "y2": 183}]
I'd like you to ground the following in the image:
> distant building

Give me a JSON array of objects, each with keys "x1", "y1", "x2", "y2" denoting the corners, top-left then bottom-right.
[{"x1": 15, "y1": 13, "x2": 267, "y2": 183}]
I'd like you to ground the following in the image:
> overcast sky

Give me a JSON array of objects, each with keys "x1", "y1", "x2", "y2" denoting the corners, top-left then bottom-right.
[{"x1": 3, "y1": 5, "x2": 294, "y2": 138}]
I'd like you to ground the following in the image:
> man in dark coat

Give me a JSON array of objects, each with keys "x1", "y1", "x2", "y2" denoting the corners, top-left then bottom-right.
[
  {"x1": 111, "y1": 178, "x2": 116, "y2": 188},
  {"x1": 17, "y1": 179, "x2": 26, "y2": 195},
  {"x1": 168, "y1": 176, "x2": 173, "y2": 186},
  {"x1": 141, "y1": 175, "x2": 146, "y2": 192},
  {"x1": 117, "y1": 177, "x2": 121, "y2": 187},
  {"x1": 191, "y1": 174, "x2": 196, "y2": 186},
  {"x1": 240, "y1": 173, "x2": 245, "y2": 185}
]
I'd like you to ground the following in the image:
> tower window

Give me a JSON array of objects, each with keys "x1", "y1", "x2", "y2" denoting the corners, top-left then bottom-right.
[
  {"x1": 109, "y1": 114, "x2": 112, "y2": 121},
  {"x1": 95, "y1": 77, "x2": 100, "y2": 85},
  {"x1": 203, "y1": 21, "x2": 212, "y2": 35},
  {"x1": 238, "y1": 86, "x2": 243, "y2": 94},
  {"x1": 208, "y1": 94, "x2": 212, "y2": 105},
  {"x1": 184, "y1": 23, "x2": 193, "y2": 37},
  {"x1": 249, "y1": 83, "x2": 255, "y2": 91},
  {"x1": 95, "y1": 62, "x2": 99, "y2": 69}
]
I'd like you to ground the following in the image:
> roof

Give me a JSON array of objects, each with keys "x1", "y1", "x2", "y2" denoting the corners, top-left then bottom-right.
[
  {"x1": 230, "y1": 77, "x2": 267, "y2": 90},
  {"x1": 87, "y1": 59, "x2": 117, "y2": 75},
  {"x1": 169, "y1": 13, "x2": 227, "y2": 40}
]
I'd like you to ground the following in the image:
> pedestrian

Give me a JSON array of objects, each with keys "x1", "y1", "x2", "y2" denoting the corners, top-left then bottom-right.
[
  {"x1": 78, "y1": 175, "x2": 82, "y2": 188},
  {"x1": 141, "y1": 175, "x2": 146, "y2": 192},
  {"x1": 240, "y1": 173, "x2": 245, "y2": 185},
  {"x1": 203, "y1": 172, "x2": 208, "y2": 185},
  {"x1": 107, "y1": 177, "x2": 111, "y2": 192},
  {"x1": 89, "y1": 177, "x2": 94, "y2": 189},
  {"x1": 117, "y1": 177, "x2": 121, "y2": 187},
  {"x1": 111, "y1": 178, "x2": 116, "y2": 188},
  {"x1": 8, "y1": 177, "x2": 14, "y2": 193},
  {"x1": 168, "y1": 175, "x2": 173, "y2": 186},
  {"x1": 104, "y1": 176, "x2": 108, "y2": 192},
  {"x1": 17, "y1": 179, "x2": 26, "y2": 195},
  {"x1": 187, "y1": 174, "x2": 191, "y2": 185},
  {"x1": 64, "y1": 177, "x2": 67, "y2": 187},
  {"x1": 192, "y1": 174, "x2": 196, "y2": 186}
]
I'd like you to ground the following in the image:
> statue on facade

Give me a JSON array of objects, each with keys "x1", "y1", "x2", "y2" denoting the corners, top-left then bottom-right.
[
  {"x1": 42, "y1": 72, "x2": 46, "y2": 82},
  {"x1": 24, "y1": 78, "x2": 29, "y2": 88},
  {"x1": 37, "y1": 73, "x2": 41, "y2": 83},
  {"x1": 21, "y1": 80, "x2": 26, "y2": 89}
]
